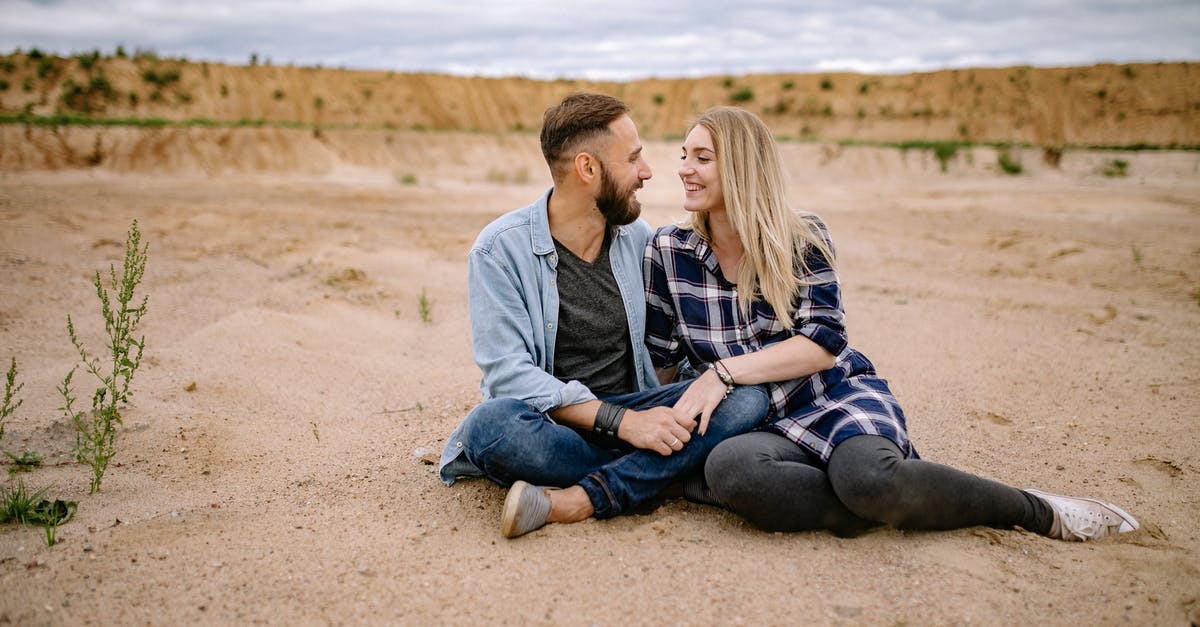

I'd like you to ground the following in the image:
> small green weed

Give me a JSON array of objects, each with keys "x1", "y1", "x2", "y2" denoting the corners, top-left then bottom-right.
[
  {"x1": 1, "y1": 357, "x2": 23, "y2": 442},
  {"x1": 997, "y1": 149, "x2": 1023, "y2": 175},
  {"x1": 398, "y1": 173, "x2": 417, "y2": 185},
  {"x1": 62, "y1": 220, "x2": 149, "y2": 494},
  {"x1": 1131, "y1": 245, "x2": 1143, "y2": 265},
  {"x1": 0, "y1": 480, "x2": 75, "y2": 547},
  {"x1": 1103, "y1": 159, "x2": 1129, "y2": 177},
  {"x1": 418, "y1": 289, "x2": 432, "y2": 324},
  {"x1": 0, "y1": 479, "x2": 48, "y2": 525},
  {"x1": 4, "y1": 450, "x2": 42, "y2": 475},
  {"x1": 729, "y1": 87, "x2": 753, "y2": 103},
  {"x1": 820, "y1": 78, "x2": 833, "y2": 91}
]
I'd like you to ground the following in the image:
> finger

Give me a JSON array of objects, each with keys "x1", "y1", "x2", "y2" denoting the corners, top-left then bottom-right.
[
  {"x1": 671, "y1": 424, "x2": 692, "y2": 444},
  {"x1": 672, "y1": 408, "x2": 698, "y2": 430},
  {"x1": 698, "y1": 406, "x2": 713, "y2": 436}
]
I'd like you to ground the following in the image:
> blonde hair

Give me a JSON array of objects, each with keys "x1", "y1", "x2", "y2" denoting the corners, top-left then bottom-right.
[{"x1": 684, "y1": 106, "x2": 834, "y2": 328}]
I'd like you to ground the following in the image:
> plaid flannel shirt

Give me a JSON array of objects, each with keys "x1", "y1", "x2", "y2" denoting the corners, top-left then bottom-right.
[{"x1": 643, "y1": 216, "x2": 914, "y2": 463}]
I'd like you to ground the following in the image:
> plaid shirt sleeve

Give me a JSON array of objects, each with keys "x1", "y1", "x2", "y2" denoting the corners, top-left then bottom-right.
[{"x1": 786, "y1": 215, "x2": 849, "y2": 357}]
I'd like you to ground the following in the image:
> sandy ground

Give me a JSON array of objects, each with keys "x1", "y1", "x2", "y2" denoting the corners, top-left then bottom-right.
[{"x1": 0, "y1": 141, "x2": 1198, "y2": 625}]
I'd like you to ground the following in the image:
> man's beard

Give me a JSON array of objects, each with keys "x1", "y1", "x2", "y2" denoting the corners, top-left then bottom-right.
[{"x1": 595, "y1": 162, "x2": 642, "y2": 226}]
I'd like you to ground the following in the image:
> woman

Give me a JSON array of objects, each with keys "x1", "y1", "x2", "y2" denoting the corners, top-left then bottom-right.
[{"x1": 643, "y1": 106, "x2": 1138, "y2": 541}]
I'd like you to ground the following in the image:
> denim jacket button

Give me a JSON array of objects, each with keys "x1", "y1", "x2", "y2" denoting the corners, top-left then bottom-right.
[{"x1": 456, "y1": 441, "x2": 463, "y2": 448}]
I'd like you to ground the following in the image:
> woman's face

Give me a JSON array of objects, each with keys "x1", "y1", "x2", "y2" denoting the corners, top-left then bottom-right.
[{"x1": 679, "y1": 125, "x2": 723, "y2": 214}]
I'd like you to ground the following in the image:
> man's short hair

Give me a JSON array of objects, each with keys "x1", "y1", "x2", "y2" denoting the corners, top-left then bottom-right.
[{"x1": 540, "y1": 93, "x2": 629, "y2": 180}]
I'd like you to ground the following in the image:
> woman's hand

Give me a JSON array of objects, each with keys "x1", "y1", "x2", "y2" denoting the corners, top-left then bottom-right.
[{"x1": 671, "y1": 368, "x2": 730, "y2": 436}]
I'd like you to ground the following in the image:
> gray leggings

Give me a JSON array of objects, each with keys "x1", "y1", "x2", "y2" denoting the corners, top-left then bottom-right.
[{"x1": 703, "y1": 432, "x2": 1054, "y2": 537}]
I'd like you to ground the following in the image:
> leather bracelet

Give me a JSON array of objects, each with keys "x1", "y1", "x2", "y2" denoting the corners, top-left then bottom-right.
[
  {"x1": 712, "y1": 360, "x2": 735, "y2": 386},
  {"x1": 710, "y1": 361, "x2": 734, "y2": 399},
  {"x1": 594, "y1": 401, "x2": 626, "y2": 438}
]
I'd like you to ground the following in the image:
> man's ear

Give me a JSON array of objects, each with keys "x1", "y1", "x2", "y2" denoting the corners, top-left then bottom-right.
[{"x1": 573, "y1": 152, "x2": 599, "y2": 184}]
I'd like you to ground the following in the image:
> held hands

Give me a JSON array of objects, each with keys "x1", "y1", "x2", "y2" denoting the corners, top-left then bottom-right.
[
  {"x1": 617, "y1": 406, "x2": 697, "y2": 456},
  {"x1": 671, "y1": 368, "x2": 729, "y2": 436}
]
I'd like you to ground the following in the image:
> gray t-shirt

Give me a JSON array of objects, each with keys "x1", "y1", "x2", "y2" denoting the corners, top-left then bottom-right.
[{"x1": 552, "y1": 230, "x2": 636, "y2": 395}]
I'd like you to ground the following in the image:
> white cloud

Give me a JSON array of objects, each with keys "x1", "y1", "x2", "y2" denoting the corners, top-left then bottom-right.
[{"x1": 0, "y1": 0, "x2": 1195, "y2": 78}]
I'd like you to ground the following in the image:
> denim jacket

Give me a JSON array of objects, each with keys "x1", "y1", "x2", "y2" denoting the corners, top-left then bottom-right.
[{"x1": 438, "y1": 188, "x2": 660, "y2": 484}]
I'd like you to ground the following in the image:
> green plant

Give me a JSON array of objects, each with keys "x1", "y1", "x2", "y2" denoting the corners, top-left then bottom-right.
[
  {"x1": 37, "y1": 56, "x2": 56, "y2": 78},
  {"x1": 652, "y1": 93, "x2": 664, "y2": 105},
  {"x1": 314, "y1": 95, "x2": 324, "y2": 110},
  {"x1": 273, "y1": 89, "x2": 285, "y2": 100},
  {"x1": 894, "y1": 140, "x2": 964, "y2": 173},
  {"x1": 76, "y1": 50, "x2": 101, "y2": 71},
  {"x1": 997, "y1": 149, "x2": 1023, "y2": 175},
  {"x1": 399, "y1": 173, "x2": 417, "y2": 185},
  {"x1": 721, "y1": 77, "x2": 733, "y2": 88},
  {"x1": 141, "y1": 67, "x2": 180, "y2": 87},
  {"x1": 0, "y1": 480, "x2": 75, "y2": 547},
  {"x1": 0, "y1": 479, "x2": 48, "y2": 525},
  {"x1": 1, "y1": 357, "x2": 22, "y2": 443},
  {"x1": 0, "y1": 79, "x2": 8, "y2": 91},
  {"x1": 61, "y1": 220, "x2": 149, "y2": 494},
  {"x1": 820, "y1": 77, "x2": 833, "y2": 91},
  {"x1": 1131, "y1": 245, "x2": 1143, "y2": 265},
  {"x1": 858, "y1": 81, "x2": 869, "y2": 94},
  {"x1": 1103, "y1": 158, "x2": 1129, "y2": 177},
  {"x1": 4, "y1": 450, "x2": 42, "y2": 475},
  {"x1": 782, "y1": 80, "x2": 794, "y2": 90},
  {"x1": 729, "y1": 87, "x2": 754, "y2": 103},
  {"x1": 418, "y1": 288, "x2": 432, "y2": 323}
]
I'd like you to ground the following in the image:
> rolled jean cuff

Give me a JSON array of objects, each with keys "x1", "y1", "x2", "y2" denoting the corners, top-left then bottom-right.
[{"x1": 579, "y1": 471, "x2": 618, "y2": 519}]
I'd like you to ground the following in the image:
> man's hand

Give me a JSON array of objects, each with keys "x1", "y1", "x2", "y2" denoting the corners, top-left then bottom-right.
[{"x1": 617, "y1": 406, "x2": 696, "y2": 455}]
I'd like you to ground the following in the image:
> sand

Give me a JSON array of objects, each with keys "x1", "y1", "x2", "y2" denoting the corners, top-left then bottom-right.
[{"x1": 0, "y1": 137, "x2": 1198, "y2": 625}]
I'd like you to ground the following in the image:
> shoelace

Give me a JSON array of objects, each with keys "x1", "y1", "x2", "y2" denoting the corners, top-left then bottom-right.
[{"x1": 1060, "y1": 506, "x2": 1115, "y2": 538}]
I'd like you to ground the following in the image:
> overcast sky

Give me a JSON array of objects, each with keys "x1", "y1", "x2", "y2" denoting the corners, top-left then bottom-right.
[{"x1": 2, "y1": 0, "x2": 1196, "y2": 79}]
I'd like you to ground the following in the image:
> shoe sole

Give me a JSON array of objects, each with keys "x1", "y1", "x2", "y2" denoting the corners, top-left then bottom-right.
[
  {"x1": 501, "y1": 480, "x2": 532, "y2": 538},
  {"x1": 1027, "y1": 488, "x2": 1140, "y2": 532}
]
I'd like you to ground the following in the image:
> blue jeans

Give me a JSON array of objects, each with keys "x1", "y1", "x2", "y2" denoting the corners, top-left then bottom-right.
[{"x1": 455, "y1": 381, "x2": 769, "y2": 518}]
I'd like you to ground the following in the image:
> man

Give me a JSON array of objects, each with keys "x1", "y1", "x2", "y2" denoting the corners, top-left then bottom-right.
[{"x1": 438, "y1": 93, "x2": 768, "y2": 538}]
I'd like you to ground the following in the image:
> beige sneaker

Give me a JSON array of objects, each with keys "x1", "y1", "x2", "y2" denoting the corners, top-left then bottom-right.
[
  {"x1": 1027, "y1": 488, "x2": 1139, "y2": 541},
  {"x1": 500, "y1": 480, "x2": 552, "y2": 539}
]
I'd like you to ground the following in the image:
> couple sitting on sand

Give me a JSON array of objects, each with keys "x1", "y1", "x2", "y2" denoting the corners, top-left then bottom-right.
[{"x1": 437, "y1": 93, "x2": 1139, "y2": 542}]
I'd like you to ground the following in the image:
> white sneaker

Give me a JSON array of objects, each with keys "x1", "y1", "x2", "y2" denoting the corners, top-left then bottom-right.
[{"x1": 1027, "y1": 488, "x2": 1139, "y2": 541}]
